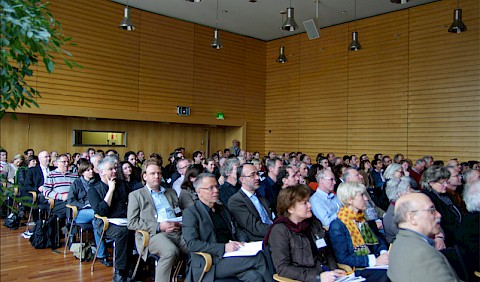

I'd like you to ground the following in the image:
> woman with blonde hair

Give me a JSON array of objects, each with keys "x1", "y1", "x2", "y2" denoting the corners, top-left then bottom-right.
[{"x1": 329, "y1": 182, "x2": 389, "y2": 281}]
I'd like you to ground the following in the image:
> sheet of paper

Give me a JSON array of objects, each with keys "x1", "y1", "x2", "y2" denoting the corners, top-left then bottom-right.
[
  {"x1": 366, "y1": 265, "x2": 388, "y2": 270},
  {"x1": 335, "y1": 273, "x2": 366, "y2": 282},
  {"x1": 157, "y1": 216, "x2": 182, "y2": 223},
  {"x1": 223, "y1": 241, "x2": 263, "y2": 258},
  {"x1": 107, "y1": 218, "x2": 128, "y2": 226}
]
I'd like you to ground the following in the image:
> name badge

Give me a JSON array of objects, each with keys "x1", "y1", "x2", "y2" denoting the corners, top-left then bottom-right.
[
  {"x1": 174, "y1": 207, "x2": 181, "y2": 214},
  {"x1": 316, "y1": 238, "x2": 327, "y2": 249}
]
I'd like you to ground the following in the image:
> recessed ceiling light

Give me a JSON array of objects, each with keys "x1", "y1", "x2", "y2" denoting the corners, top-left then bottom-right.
[
  {"x1": 341, "y1": 10, "x2": 347, "y2": 14},
  {"x1": 222, "y1": 10, "x2": 228, "y2": 13}
]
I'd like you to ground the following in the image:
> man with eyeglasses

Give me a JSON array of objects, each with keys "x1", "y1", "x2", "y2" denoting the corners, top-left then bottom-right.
[
  {"x1": 127, "y1": 159, "x2": 186, "y2": 282},
  {"x1": 172, "y1": 158, "x2": 190, "y2": 198},
  {"x1": 228, "y1": 164, "x2": 274, "y2": 241},
  {"x1": 388, "y1": 193, "x2": 461, "y2": 282},
  {"x1": 43, "y1": 154, "x2": 79, "y2": 218},
  {"x1": 182, "y1": 172, "x2": 273, "y2": 282},
  {"x1": 309, "y1": 169, "x2": 342, "y2": 228},
  {"x1": 446, "y1": 166, "x2": 467, "y2": 214}
]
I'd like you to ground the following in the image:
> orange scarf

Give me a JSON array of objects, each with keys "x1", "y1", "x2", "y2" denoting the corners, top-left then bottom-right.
[{"x1": 337, "y1": 206, "x2": 377, "y2": 256}]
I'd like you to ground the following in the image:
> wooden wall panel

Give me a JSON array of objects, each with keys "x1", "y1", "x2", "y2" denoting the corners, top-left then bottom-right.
[
  {"x1": 9, "y1": 0, "x2": 266, "y2": 153},
  {"x1": 265, "y1": 35, "x2": 301, "y2": 154},
  {"x1": 407, "y1": 0, "x2": 479, "y2": 161},
  {"x1": 0, "y1": 114, "x2": 227, "y2": 161},
  {"x1": 265, "y1": 0, "x2": 479, "y2": 162}
]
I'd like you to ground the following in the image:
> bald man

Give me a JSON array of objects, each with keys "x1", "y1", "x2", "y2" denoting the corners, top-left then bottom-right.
[{"x1": 387, "y1": 193, "x2": 461, "y2": 282}]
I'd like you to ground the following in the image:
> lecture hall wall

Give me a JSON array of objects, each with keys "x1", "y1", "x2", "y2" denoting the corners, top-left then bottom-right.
[{"x1": 1, "y1": 0, "x2": 479, "y2": 162}]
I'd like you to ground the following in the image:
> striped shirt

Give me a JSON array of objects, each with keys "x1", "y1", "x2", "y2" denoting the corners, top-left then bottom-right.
[{"x1": 43, "y1": 169, "x2": 79, "y2": 200}]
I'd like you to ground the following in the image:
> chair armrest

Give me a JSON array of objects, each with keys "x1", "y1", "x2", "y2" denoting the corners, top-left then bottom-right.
[
  {"x1": 66, "y1": 204, "x2": 78, "y2": 219},
  {"x1": 94, "y1": 214, "x2": 109, "y2": 231},
  {"x1": 45, "y1": 197, "x2": 55, "y2": 210},
  {"x1": 29, "y1": 191, "x2": 37, "y2": 202},
  {"x1": 338, "y1": 263, "x2": 354, "y2": 274},
  {"x1": 195, "y1": 252, "x2": 213, "y2": 274},
  {"x1": 474, "y1": 271, "x2": 479, "y2": 278},
  {"x1": 273, "y1": 274, "x2": 300, "y2": 282},
  {"x1": 136, "y1": 230, "x2": 150, "y2": 248}
]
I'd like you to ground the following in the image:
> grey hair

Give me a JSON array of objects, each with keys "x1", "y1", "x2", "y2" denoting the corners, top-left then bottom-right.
[
  {"x1": 341, "y1": 167, "x2": 357, "y2": 182},
  {"x1": 193, "y1": 172, "x2": 216, "y2": 192},
  {"x1": 423, "y1": 155, "x2": 433, "y2": 163},
  {"x1": 420, "y1": 165, "x2": 450, "y2": 190},
  {"x1": 220, "y1": 158, "x2": 240, "y2": 178},
  {"x1": 295, "y1": 161, "x2": 306, "y2": 169},
  {"x1": 414, "y1": 158, "x2": 426, "y2": 166},
  {"x1": 336, "y1": 182, "x2": 366, "y2": 206},
  {"x1": 394, "y1": 197, "x2": 415, "y2": 226},
  {"x1": 97, "y1": 156, "x2": 116, "y2": 171},
  {"x1": 463, "y1": 181, "x2": 480, "y2": 212},
  {"x1": 386, "y1": 176, "x2": 411, "y2": 202},
  {"x1": 383, "y1": 163, "x2": 402, "y2": 180},
  {"x1": 463, "y1": 169, "x2": 479, "y2": 185},
  {"x1": 90, "y1": 153, "x2": 104, "y2": 165},
  {"x1": 266, "y1": 157, "x2": 281, "y2": 170},
  {"x1": 315, "y1": 169, "x2": 329, "y2": 183}
]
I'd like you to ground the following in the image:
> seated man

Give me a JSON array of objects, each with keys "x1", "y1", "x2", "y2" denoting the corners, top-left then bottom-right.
[
  {"x1": 88, "y1": 157, "x2": 132, "y2": 282},
  {"x1": 387, "y1": 193, "x2": 461, "y2": 282},
  {"x1": 43, "y1": 154, "x2": 78, "y2": 218},
  {"x1": 228, "y1": 164, "x2": 274, "y2": 241},
  {"x1": 309, "y1": 169, "x2": 342, "y2": 228},
  {"x1": 183, "y1": 173, "x2": 273, "y2": 282},
  {"x1": 127, "y1": 159, "x2": 187, "y2": 282}
]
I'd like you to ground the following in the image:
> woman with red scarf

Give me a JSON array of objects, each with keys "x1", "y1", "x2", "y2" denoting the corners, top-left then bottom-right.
[
  {"x1": 329, "y1": 182, "x2": 389, "y2": 281},
  {"x1": 265, "y1": 184, "x2": 345, "y2": 282}
]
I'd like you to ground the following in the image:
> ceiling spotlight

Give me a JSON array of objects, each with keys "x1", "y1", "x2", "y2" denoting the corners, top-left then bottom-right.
[
  {"x1": 448, "y1": 9, "x2": 467, "y2": 33},
  {"x1": 282, "y1": 0, "x2": 298, "y2": 32},
  {"x1": 119, "y1": 5, "x2": 135, "y2": 31},
  {"x1": 276, "y1": 46, "x2": 287, "y2": 63},
  {"x1": 348, "y1": 31, "x2": 362, "y2": 51},
  {"x1": 348, "y1": 0, "x2": 361, "y2": 51},
  {"x1": 211, "y1": 29, "x2": 223, "y2": 49},
  {"x1": 390, "y1": 0, "x2": 409, "y2": 3},
  {"x1": 185, "y1": 0, "x2": 202, "y2": 2},
  {"x1": 211, "y1": 0, "x2": 223, "y2": 49}
]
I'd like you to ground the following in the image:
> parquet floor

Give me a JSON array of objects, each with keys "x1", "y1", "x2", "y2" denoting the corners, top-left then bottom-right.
[{"x1": 0, "y1": 221, "x2": 114, "y2": 281}]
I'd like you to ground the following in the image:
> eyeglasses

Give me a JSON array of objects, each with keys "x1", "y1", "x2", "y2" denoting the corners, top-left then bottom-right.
[
  {"x1": 178, "y1": 165, "x2": 189, "y2": 170},
  {"x1": 411, "y1": 207, "x2": 437, "y2": 215},
  {"x1": 436, "y1": 179, "x2": 449, "y2": 185},
  {"x1": 199, "y1": 186, "x2": 219, "y2": 192},
  {"x1": 322, "y1": 177, "x2": 335, "y2": 182},
  {"x1": 242, "y1": 172, "x2": 260, "y2": 178},
  {"x1": 395, "y1": 170, "x2": 403, "y2": 174}
]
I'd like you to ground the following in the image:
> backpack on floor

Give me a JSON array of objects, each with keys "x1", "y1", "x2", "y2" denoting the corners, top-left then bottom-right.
[
  {"x1": 29, "y1": 219, "x2": 49, "y2": 249},
  {"x1": 46, "y1": 214, "x2": 59, "y2": 249},
  {"x1": 3, "y1": 211, "x2": 21, "y2": 230}
]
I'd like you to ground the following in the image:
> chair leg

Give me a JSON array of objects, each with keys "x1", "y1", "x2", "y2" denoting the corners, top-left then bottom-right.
[
  {"x1": 64, "y1": 220, "x2": 75, "y2": 256},
  {"x1": 131, "y1": 244, "x2": 145, "y2": 280},
  {"x1": 79, "y1": 227, "x2": 83, "y2": 264},
  {"x1": 91, "y1": 229, "x2": 105, "y2": 272},
  {"x1": 25, "y1": 205, "x2": 34, "y2": 233}
]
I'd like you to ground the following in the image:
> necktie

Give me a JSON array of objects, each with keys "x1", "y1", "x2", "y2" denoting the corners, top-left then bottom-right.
[{"x1": 251, "y1": 194, "x2": 272, "y2": 225}]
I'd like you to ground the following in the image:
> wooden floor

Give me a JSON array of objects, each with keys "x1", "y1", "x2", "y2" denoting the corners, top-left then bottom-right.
[{"x1": 0, "y1": 220, "x2": 114, "y2": 281}]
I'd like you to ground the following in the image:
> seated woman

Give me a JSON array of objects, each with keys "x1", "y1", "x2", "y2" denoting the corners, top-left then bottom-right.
[
  {"x1": 421, "y1": 165, "x2": 462, "y2": 248},
  {"x1": 329, "y1": 182, "x2": 389, "y2": 282},
  {"x1": 117, "y1": 161, "x2": 143, "y2": 191},
  {"x1": 67, "y1": 160, "x2": 111, "y2": 266},
  {"x1": 383, "y1": 176, "x2": 413, "y2": 244},
  {"x1": 178, "y1": 164, "x2": 203, "y2": 210},
  {"x1": 266, "y1": 184, "x2": 345, "y2": 282}
]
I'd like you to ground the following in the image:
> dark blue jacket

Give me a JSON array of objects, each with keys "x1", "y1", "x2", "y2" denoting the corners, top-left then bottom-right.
[{"x1": 329, "y1": 218, "x2": 387, "y2": 268}]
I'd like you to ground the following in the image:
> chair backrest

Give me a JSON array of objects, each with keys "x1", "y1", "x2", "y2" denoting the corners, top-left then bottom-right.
[{"x1": 263, "y1": 244, "x2": 277, "y2": 276}]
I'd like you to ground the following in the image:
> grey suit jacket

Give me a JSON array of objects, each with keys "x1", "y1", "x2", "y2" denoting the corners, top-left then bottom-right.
[
  {"x1": 127, "y1": 186, "x2": 179, "y2": 260},
  {"x1": 182, "y1": 200, "x2": 247, "y2": 282},
  {"x1": 228, "y1": 188, "x2": 273, "y2": 241},
  {"x1": 387, "y1": 229, "x2": 461, "y2": 282}
]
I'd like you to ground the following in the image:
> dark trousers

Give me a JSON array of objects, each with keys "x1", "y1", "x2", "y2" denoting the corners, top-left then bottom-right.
[
  {"x1": 215, "y1": 252, "x2": 273, "y2": 282},
  {"x1": 104, "y1": 224, "x2": 131, "y2": 271}
]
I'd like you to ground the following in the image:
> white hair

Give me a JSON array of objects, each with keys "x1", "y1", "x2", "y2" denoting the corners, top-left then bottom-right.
[{"x1": 464, "y1": 180, "x2": 480, "y2": 212}]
